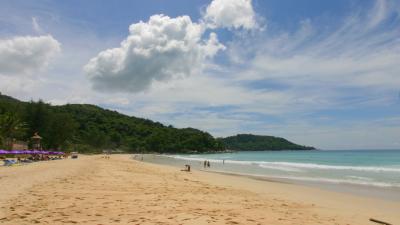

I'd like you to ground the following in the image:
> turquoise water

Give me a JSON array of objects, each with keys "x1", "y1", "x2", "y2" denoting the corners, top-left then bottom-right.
[{"x1": 164, "y1": 150, "x2": 400, "y2": 188}]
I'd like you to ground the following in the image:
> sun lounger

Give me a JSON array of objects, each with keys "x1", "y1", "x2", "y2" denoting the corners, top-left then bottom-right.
[{"x1": 2, "y1": 159, "x2": 16, "y2": 166}]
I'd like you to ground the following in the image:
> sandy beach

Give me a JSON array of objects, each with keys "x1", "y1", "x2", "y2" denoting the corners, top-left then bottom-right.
[{"x1": 1, "y1": 155, "x2": 399, "y2": 225}]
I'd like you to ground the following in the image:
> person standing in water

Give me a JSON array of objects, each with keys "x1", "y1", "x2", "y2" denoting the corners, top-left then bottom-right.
[{"x1": 207, "y1": 161, "x2": 210, "y2": 168}]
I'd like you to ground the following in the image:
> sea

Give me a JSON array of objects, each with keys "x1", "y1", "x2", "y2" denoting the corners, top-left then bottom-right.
[{"x1": 139, "y1": 150, "x2": 400, "y2": 201}]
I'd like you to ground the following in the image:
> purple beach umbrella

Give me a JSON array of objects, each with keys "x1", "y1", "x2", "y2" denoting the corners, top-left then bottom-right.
[
  {"x1": 9, "y1": 150, "x2": 24, "y2": 154},
  {"x1": 0, "y1": 150, "x2": 9, "y2": 154},
  {"x1": 23, "y1": 150, "x2": 33, "y2": 154},
  {"x1": 32, "y1": 150, "x2": 41, "y2": 154}
]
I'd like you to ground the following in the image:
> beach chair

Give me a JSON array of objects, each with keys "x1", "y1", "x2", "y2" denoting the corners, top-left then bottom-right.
[{"x1": 2, "y1": 159, "x2": 16, "y2": 166}]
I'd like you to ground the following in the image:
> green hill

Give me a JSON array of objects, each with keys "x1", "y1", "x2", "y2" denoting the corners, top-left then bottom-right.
[
  {"x1": 0, "y1": 93, "x2": 315, "y2": 153},
  {"x1": 0, "y1": 93, "x2": 224, "y2": 153},
  {"x1": 220, "y1": 134, "x2": 315, "y2": 151}
]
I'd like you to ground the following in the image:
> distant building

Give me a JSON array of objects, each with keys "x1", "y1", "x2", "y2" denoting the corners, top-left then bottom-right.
[
  {"x1": 12, "y1": 140, "x2": 28, "y2": 150},
  {"x1": 31, "y1": 132, "x2": 42, "y2": 150}
]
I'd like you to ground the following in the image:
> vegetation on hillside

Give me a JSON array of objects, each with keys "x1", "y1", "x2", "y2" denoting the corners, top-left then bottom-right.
[
  {"x1": 0, "y1": 93, "x2": 314, "y2": 153},
  {"x1": 220, "y1": 134, "x2": 315, "y2": 151},
  {"x1": 0, "y1": 93, "x2": 224, "y2": 153}
]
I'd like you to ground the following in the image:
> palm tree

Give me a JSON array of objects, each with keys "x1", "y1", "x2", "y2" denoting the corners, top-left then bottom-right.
[{"x1": 0, "y1": 113, "x2": 26, "y2": 150}]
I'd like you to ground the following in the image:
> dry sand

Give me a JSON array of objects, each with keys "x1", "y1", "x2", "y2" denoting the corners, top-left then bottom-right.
[{"x1": 0, "y1": 155, "x2": 399, "y2": 225}]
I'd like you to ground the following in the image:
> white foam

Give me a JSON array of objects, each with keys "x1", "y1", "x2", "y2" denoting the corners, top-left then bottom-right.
[
  {"x1": 166, "y1": 155, "x2": 400, "y2": 173},
  {"x1": 207, "y1": 170, "x2": 400, "y2": 188},
  {"x1": 273, "y1": 176, "x2": 400, "y2": 188},
  {"x1": 346, "y1": 176, "x2": 373, "y2": 181},
  {"x1": 257, "y1": 162, "x2": 400, "y2": 173},
  {"x1": 166, "y1": 155, "x2": 222, "y2": 163},
  {"x1": 258, "y1": 164, "x2": 303, "y2": 172}
]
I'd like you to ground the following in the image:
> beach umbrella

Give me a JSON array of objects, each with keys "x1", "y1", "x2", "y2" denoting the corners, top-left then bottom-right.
[
  {"x1": 32, "y1": 150, "x2": 41, "y2": 154},
  {"x1": 9, "y1": 150, "x2": 23, "y2": 154},
  {"x1": 23, "y1": 150, "x2": 33, "y2": 154},
  {"x1": 0, "y1": 150, "x2": 9, "y2": 154},
  {"x1": 57, "y1": 152, "x2": 65, "y2": 155},
  {"x1": 40, "y1": 151, "x2": 49, "y2": 154}
]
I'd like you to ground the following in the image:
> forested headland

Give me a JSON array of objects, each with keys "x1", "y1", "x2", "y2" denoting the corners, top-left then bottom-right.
[
  {"x1": 0, "y1": 93, "x2": 314, "y2": 153},
  {"x1": 220, "y1": 134, "x2": 315, "y2": 151}
]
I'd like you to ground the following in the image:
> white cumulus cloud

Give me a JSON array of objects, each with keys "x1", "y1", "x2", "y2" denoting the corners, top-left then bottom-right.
[
  {"x1": 85, "y1": 14, "x2": 225, "y2": 93},
  {"x1": 203, "y1": 0, "x2": 257, "y2": 30},
  {"x1": 0, "y1": 35, "x2": 61, "y2": 76}
]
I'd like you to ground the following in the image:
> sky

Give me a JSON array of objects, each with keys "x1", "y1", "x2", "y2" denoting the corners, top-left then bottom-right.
[{"x1": 0, "y1": 0, "x2": 399, "y2": 150}]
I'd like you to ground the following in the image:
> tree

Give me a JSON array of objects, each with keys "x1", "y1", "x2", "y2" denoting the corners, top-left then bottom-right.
[
  {"x1": 23, "y1": 100, "x2": 51, "y2": 140},
  {"x1": 0, "y1": 112, "x2": 26, "y2": 149},
  {"x1": 127, "y1": 136, "x2": 142, "y2": 152},
  {"x1": 110, "y1": 132, "x2": 122, "y2": 148},
  {"x1": 46, "y1": 113, "x2": 78, "y2": 150}
]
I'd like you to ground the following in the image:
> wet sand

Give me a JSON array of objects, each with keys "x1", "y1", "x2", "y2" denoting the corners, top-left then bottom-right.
[{"x1": 0, "y1": 154, "x2": 399, "y2": 224}]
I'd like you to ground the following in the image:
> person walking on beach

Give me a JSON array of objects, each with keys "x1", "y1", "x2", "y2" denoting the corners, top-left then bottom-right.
[
  {"x1": 207, "y1": 161, "x2": 210, "y2": 168},
  {"x1": 204, "y1": 160, "x2": 207, "y2": 168}
]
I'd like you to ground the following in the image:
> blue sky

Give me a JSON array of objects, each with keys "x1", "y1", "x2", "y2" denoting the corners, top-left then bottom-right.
[{"x1": 0, "y1": 0, "x2": 399, "y2": 149}]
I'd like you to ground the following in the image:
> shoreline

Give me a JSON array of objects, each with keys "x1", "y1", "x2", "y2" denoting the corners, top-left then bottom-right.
[
  {"x1": 1, "y1": 154, "x2": 399, "y2": 224},
  {"x1": 139, "y1": 153, "x2": 400, "y2": 202},
  {"x1": 198, "y1": 169, "x2": 400, "y2": 202},
  {"x1": 137, "y1": 156, "x2": 400, "y2": 224}
]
